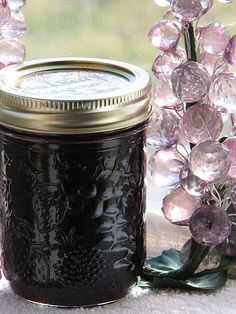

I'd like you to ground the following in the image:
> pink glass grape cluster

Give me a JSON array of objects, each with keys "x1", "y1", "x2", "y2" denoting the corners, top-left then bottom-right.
[
  {"x1": 0, "y1": 0, "x2": 26, "y2": 68},
  {"x1": 148, "y1": 0, "x2": 236, "y2": 253}
]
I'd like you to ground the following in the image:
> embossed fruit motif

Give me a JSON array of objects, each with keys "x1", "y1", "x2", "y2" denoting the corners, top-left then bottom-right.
[
  {"x1": 2, "y1": 212, "x2": 32, "y2": 279},
  {"x1": 0, "y1": 126, "x2": 146, "y2": 306}
]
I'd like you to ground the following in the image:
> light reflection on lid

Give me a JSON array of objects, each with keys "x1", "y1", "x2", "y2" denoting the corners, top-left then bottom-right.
[
  {"x1": 0, "y1": 58, "x2": 151, "y2": 134},
  {"x1": 19, "y1": 70, "x2": 130, "y2": 99}
]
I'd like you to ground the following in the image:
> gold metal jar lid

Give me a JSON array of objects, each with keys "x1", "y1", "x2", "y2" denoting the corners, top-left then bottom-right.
[{"x1": 0, "y1": 57, "x2": 151, "y2": 134}]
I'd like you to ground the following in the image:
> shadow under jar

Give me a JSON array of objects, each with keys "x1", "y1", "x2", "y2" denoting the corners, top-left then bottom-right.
[{"x1": 0, "y1": 58, "x2": 151, "y2": 307}]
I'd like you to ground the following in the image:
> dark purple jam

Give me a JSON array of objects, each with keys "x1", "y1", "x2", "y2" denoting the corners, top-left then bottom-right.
[{"x1": 0, "y1": 125, "x2": 146, "y2": 307}]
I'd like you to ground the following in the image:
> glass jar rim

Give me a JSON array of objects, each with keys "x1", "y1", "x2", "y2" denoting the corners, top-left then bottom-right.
[{"x1": 0, "y1": 57, "x2": 151, "y2": 135}]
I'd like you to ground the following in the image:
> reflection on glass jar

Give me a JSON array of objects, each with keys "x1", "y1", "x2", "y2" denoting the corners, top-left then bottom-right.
[
  {"x1": 0, "y1": 126, "x2": 146, "y2": 306},
  {"x1": 0, "y1": 58, "x2": 151, "y2": 307}
]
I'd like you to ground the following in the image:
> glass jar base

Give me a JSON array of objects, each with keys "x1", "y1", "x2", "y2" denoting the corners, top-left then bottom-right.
[
  {"x1": 10, "y1": 280, "x2": 132, "y2": 308},
  {"x1": 15, "y1": 293, "x2": 123, "y2": 309}
]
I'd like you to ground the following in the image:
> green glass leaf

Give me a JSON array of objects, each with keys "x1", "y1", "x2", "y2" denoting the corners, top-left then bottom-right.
[
  {"x1": 152, "y1": 271, "x2": 227, "y2": 291},
  {"x1": 145, "y1": 249, "x2": 183, "y2": 273},
  {"x1": 137, "y1": 276, "x2": 153, "y2": 288},
  {"x1": 220, "y1": 255, "x2": 236, "y2": 266},
  {"x1": 186, "y1": 271, "x2": 228, "y2": 290},
  {"x1": 139, "y1": 247, "x2": 228, "y2": 291}
]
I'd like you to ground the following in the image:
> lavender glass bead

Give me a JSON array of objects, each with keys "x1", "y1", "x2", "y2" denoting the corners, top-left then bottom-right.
[
  {"x1": 189, "y1": 206, "x2": 232, "y2": 246},
  {"x1": 0, "y1": 0, "x2": 10, "y2": 27},
  {"x1": 177, "y1": 129, "x2": 191, "y2": 153},
  {"x1": 162, "y1": 186, "x2": 201, "y2": 225},
  {"x1": 0, "y1": 37, "x2": 25, "y2": 67},
  {"x1": 149, "y1": 147, "x2": 184, "y2": 186},
  {"x1": 224, "y1": 35, "x2": 236, "y2": 66},
  {"x1": 231, "y1": 184, "x2": 236, "y2": 205},
  {"x1": 171, "y1": 0, "x2": 203, "y2": 22},
  {"x1": 162, "y1": 9, "x2": 182, "y2": 30},
  {"x1": 200, "y1": 0, "x2": 213, "y2": 14},
  {"x1": 217, "y1": 216, "x2": 236, "y2": 256},
  {"x1": 179, "y1": 163, "x2": 209, "y2": 196},
  {"x1": 231, "y1": 114, "x2": 236, "y2": 134},
  {"x1": 7, "y1": 0, "x2": 26, "y2": 11},
  {"x1": 210, "y1": 73, "x2": 236, "y2": 113},
  {"x1": 223, "y1": 137, "x2": 236, "y2": 178},
  {"x1": 171, "y1": 61, "x2": 210, "y2": 103},
  {"x1": 197, "y1": 23, "x2": 230, "y2": 55},
  {"x1": 190, "y1": 140, "x2": 231, "y2": 182},
  {"x1": 182, "y1": 104, "x2": 223, "y2": 144},
  {"x1": 152, "y1": 52, "x2": 183, "y2": 80},
  {"x1": 198, "y1": 52, "x2": 227, "y2": 76},
  {"x1": 147, "y1": 109, "x2": 180, "y2": 150},
  {"x1": 148, "y1": 20, "x2": 180, "y2": 52},
  {"x1": 154, "y1": 81, "x2": 182, "y2": 109},
  {"x1": 0, "y1": 11, "x2": 26, "y2": 39}
]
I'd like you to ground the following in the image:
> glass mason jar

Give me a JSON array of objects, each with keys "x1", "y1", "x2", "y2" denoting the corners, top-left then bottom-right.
[{"x1": 0, "y1": 58, "x2": 151, "y2": 307}]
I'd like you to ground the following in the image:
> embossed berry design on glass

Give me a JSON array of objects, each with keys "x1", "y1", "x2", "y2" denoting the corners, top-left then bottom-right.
[{"x1": 0, "y1": 58, "x2": 151, "y2": 307}]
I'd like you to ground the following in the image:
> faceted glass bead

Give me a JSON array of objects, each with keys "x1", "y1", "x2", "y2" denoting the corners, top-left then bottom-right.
[
  {"x1": 152, "y1": 51, "x2": 183, "y2": 80},
  {"x1": 197, "y1": 23, "x2": 230, "y2": 55},
  {"x1": 0, "y1": 37, "x2": 25, "y2": 66},
  {"x1": 190, "y1": 140, "x2": 231, "y2": 182},
  {"x1": 147, "y1": 109, "x2": 180, "y2": 150},
  {"x1": 200, "y1": 0, "x2": 213, "y2": 15},
  {"x1": 182, "y1": 104, "x2": 223, "y2": 144},
  {"x1": 176, "y1": 47, "x2": 187, "y2": 60},
  {"x1": 153, "y1": 81, "x2": 182, "y2": 109},
  {"x1": 162, "y1": 9, "x2": 182, "y2": 31},
  {"x1": 223, "y1": 137, "x2": 236, "y2": 178},
  {"x1": 171, "y1": 0, "x2": 203, "y2": 22},
  {"x1": 231, "y1": 185, "x2": 236, "y2": 205},
  {"x1": 198, "y1": 52, "x2": 227, "y2": 76},
  {"x1": 148, "y1": 147, "x2": 185, "y2": 186},
  {"x1": 148, "y1": 20, "x2": 180, "y2": 52},
  {"x1": 179, "y1": 163, "x2": 209, "y2": 196},
  {"x1": 210, "y1": 73, "x2": 236, "y2": 114},
  {"x1": 181, "y1": 239, "x2": 220, "y2": 271},
  {"x1": 231, "y1": 114, "x2": 236, "y2": 134},
  {"x1": 177, "y1": 129, "x2": 191, "y2": 154},
  {"x1": 224, "y1": 35, "x2": 236, "y2": 66},
  {"x1": 0, "y1": 0, "x2": 10, "y2": 27},
  {"x1": 162, "y1": 186, "x2": 201, "y2": 225},
  {"x1": 189, "y1": 205, "x2": 232, "y2": 246},
  {"x1": 217, "y1": 209, "x2": 236, "y2": 256},
  {"x1": 0, "y1": 11, "x2": 26, "y2": 39},
  {"x1": 7, "y1": 0, "x2": 26, "y2": 11},
  {"x1": 171, "y1": 61, "x2": 210, "y2": 103}
]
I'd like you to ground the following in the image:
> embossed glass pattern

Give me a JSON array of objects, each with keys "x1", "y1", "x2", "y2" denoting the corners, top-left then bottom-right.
[
  {"x1": 0, "y1": 58, "x2": 150, "y2": 307},
  {"x1": 0, "y1": 126, "x2": 146, "y2": 307}
]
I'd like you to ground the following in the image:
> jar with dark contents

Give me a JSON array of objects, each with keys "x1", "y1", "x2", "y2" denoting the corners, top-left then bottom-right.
[{"x1": 0, "y1": 58, "x2": 151, "y2": 307}]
